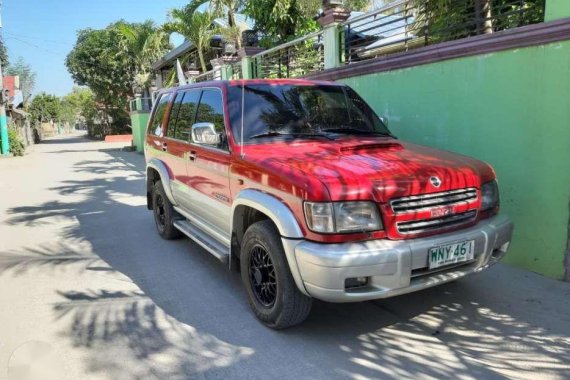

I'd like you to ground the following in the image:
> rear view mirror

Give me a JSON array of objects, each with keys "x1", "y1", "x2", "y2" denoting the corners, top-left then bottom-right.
[{"x1": 191, "y1": 122, "x2": 220, "y2": 145}]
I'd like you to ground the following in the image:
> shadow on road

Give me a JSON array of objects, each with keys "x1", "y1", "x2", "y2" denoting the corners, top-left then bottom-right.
[
  {"x1": 2, "y1": 138, "x2": 569, "y2": 379},
  {"x1": 40, "y1": 136, "x2": 89, "y2": 145}
]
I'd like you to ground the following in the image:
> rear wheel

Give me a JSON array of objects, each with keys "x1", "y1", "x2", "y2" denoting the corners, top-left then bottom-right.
[
  {"x1": 241, "y1": 220, "x2": 312, "y2": 329},
  {"x1": 152, "y1": 180, "x2": 182, "y2": 240}
]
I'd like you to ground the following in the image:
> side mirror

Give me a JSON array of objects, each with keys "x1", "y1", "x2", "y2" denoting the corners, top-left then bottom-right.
[
  {"x1": 380, "y1": 116, "x2": 388, "y2": 127},
  {"x1": 191, "y1": 122, "x2": 221, "y2": 145}
]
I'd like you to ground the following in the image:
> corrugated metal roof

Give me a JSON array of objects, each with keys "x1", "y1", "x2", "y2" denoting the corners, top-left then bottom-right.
[{"x1": 153, "y1": 40, "x2": 193, "y2": 70}]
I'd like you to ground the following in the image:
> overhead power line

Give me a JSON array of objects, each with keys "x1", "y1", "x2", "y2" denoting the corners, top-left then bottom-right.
[
  {"x1": 5, "y1": 35, "x2": 66, "y2": 56},
  {"x1": 4, "y1": 31, "x2": 69, "y2": 46}
]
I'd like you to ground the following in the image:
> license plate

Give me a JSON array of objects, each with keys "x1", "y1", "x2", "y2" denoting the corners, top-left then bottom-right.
[{"x1": 428, "y1": 240, "x2": 475, "y2": 269}]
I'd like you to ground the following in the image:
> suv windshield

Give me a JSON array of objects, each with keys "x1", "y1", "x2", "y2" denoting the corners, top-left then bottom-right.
[{"x1": 228, "y1": 84, "x2": 392, "y2": 143}]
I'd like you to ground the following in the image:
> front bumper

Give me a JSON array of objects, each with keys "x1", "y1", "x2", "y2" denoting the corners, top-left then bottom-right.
[{"x1": 286, "y1": 214, "x2": 513, "y2": 302}]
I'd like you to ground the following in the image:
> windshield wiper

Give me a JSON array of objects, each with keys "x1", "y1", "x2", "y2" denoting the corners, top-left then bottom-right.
[
  {"x1": 323, "y1": 128, "x2": 393, "y2": 137},
  {"x1": 249, "y1": 131, "x2": 335, "y2": 140}
]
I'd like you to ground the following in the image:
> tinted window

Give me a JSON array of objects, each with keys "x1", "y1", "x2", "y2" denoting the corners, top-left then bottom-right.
[
  {"x1": 148, "y1": 93, "x2": 171, "y2": 137},
  {"x1": 174, "y1": 90, "x2": 200, "y2": 141},
  {"x1": 166, "y1": 93, "x2": 184, "y2": 139},
  {"x1": 227, "y1": 84, "x2": 391, "y2": 143},
  {"x1": 196, "y1": 89, "x2": 225, "y2": 135}
]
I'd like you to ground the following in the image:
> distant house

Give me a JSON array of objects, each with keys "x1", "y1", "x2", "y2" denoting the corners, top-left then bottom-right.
[
  {"x1": 3, "y1": 75, "x2": 38, "y2": 145},
  {"x1": 4, "y1": 76, "x2": 24, "y2": 108}
]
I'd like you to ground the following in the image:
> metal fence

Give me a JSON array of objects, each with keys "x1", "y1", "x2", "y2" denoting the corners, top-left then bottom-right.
[
  {"x1": 342, "y1": 0, "x2": 545, "y2": 64},
  {"x1": 228, "y1": 61, "x2": 243, "y2": 80},
  {"x1": 193, "y1": 68, "x2": 222, "y2": 83},
  {"x1": 251, "y1": 30, "x2": 325, "y2": 79}
]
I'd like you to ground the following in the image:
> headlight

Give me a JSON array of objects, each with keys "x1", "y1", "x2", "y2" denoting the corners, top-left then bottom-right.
[
  {"x1": 481, "y1": 180, "x2": 500, "y2": 211},
  {"x1": 303, "y1": 202, "x2": 334, "y2": 233},
  {"x1": 304, "y1": 201, "x2": 383, "y2": 233}
]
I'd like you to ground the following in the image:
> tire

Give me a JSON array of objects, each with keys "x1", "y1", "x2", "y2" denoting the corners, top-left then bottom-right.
[
  {"x1": 152, "y1": 180, "x2": 182, "y2": 240},
  {"x1": 240, "y1": 220, "x2": 312, "y2": 329}
]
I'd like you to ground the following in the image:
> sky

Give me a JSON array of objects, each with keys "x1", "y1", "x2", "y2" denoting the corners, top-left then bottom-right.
[{"x1": 2, "y1": 0, "x2": 189, "y2": 97}]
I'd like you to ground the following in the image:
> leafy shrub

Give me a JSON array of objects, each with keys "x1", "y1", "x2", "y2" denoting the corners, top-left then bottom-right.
[{"x1": 8, "y1": 126, "x2": 25, "y2": 156}]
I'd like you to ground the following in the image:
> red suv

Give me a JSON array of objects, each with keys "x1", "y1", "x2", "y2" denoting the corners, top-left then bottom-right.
[{"x1": 144, "y1": 79, "x2": 513, "y2": 328}]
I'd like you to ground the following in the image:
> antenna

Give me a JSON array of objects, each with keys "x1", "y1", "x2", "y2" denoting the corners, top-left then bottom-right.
[{"x1": 240, "y1": 80, "x2": 245, "y2": 159}]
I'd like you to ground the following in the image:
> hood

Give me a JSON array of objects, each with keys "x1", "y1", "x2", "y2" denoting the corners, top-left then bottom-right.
[{"x1": 243, "y1": 137, "x2": 495, "y2": 203}]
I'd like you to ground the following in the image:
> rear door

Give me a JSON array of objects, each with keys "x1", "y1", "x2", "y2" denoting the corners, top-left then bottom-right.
[
  {"x1": 185, "y1": 88, "x2": 232, "y2": 242},
  {"x1": 163, "y1": 89, "x2": 201, "y2": 211},
  {"x1": 145, "y1": 92, "x2": 172, "y2": 156}
]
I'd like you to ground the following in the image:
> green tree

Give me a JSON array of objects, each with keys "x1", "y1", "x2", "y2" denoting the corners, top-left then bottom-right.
[
  {"x1": 164, "y1": 4, "x2": 219, "y2": 72},
  {"x1": 113, "y1": 20, "x2": 171, "y2": 95},
  {"x1": 66, "y1": 26, "x2": 133, "y2": 134},
  {"x1": 60, "y1": 98, "x2": 76, "y2": 126},
  {"x1": 63, "y1": 87, "x2": 97, "y2": 124},
  {"x1": 193, "y1": 0, "x2": 246, "y2": 49},
  {"x1": 5, "y1": 57, "x2": 36, "y2": 105},
  {"x1": 243, "y1": 0, "x2": 369, "y2": 45},
  {"x1": 0, "y1": 38, "x2": 8, "y2": 68},
  {"x1": 29, "y1": 93, "x2": 62, "y2": 123},
  {"x1": 244, "y1": 0, "x2": 319, "y2": 45},
  {"x1": 66, "y1": 27, "x2": 132, "y2": 106}
]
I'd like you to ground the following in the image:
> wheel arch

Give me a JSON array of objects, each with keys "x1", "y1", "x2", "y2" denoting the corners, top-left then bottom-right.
[
  {"x1": 146, "y1": 158, "x2": 177, "y2": 209},
  {"x1": 231, "y1": 189, "x2": 304, "y2": 240},
  {"x1": 231, "y1": 189, "x2": 309, "y2": 296}
]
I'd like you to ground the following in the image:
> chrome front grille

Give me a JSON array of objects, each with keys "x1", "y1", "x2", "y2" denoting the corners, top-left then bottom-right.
[
  {"x1": 397, "y1": 210, "x2": 478, "y2": 234},
  {"x1": 390, "y1": 188, "x2": 478, "y2": 214}
]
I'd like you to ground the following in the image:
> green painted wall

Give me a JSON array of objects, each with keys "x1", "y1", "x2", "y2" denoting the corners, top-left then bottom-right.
[
  {"x1": 339, "y1": 41, "x2": 570, "y2": 280},
  {"x1": 130, "y1": 112, "x2": 150, "y2": 152},
  {"x1": 545, "y1": 0, "x2": 570, "y2": 21}
]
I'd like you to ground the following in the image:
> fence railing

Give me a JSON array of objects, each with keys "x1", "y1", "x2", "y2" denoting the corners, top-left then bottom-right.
[
  {"x1": 251, "y1": 30, "x2": 325, "y2": 79},
  {"x1": 154, "y1": 0, "x2": 546, "y2": 86},
  {"x1": 342, "y1": 0, "x2": 545, "y2": 64},
  {"x1": 129, "y1": 97, "x2": 152, "y2": 112},
  {"x1": 227, "y1": 61, "x2": 243, "y2": 80},
  {"x1": 193, "y1": 67, "x2": 222, "y2": 83}
]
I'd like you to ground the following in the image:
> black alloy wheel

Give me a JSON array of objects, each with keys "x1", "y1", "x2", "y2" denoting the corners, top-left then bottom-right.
[
  {"x1": 152, "y1": 180, "x2": 182, "y2": 240},
  {"x1": 154, "y1": 192, "x2": 166, "y2": 232},
  {"x1": 240, "y1": 220, "x2": 312, "y2": 329},
  {"x1": 248, "y1": 244, "x2": 277, "y2": 308}
]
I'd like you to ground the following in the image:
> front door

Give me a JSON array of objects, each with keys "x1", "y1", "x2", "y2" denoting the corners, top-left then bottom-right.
[{"x1": 186, "y1": 88, "x2": 232, "y2": 244}]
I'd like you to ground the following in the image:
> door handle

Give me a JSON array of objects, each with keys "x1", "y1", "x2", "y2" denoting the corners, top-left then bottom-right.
[
  {"x1": 161, "y1": 142, "x2": 168, "y2": 152},
  {"x1": 188, "y1": 151, "x2": 197, "y2": 161}
]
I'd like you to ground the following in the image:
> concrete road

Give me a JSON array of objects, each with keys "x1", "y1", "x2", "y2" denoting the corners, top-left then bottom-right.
[{"x1": 0, "y1": 134, "x2": 569, "y2": 380}]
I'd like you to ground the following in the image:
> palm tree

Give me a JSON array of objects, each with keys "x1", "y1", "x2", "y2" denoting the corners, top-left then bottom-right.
[
  {"x1": 164, "y1": 4, "x2": 219, "y2": 73},
  {"x1": 114, "y1": 20, "x2": 171, "y2": 95},
  {"x1": 192, "y1": 0, "x2": 245, "y2": 49}
]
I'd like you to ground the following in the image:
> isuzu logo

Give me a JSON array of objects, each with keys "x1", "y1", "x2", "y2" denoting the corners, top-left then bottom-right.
[
  {"x1": 430, "y1": 176, "x2": 442, "y2": 188},
  {"x1": 431, "y1": 206, "x2": 454, "y2": 218}
]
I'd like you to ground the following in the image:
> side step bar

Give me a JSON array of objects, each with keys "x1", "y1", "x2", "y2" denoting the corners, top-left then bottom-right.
[{"x1": 173, "y1": 219, "x2": 229, "y2": 263}]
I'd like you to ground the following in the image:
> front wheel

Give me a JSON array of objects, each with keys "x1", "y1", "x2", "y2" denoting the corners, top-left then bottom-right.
[{"x1": 240, "y1": 220, "x2": 312, "y2": 329}]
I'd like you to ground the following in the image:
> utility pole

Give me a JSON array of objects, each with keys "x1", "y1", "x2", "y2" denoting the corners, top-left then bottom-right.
[{"x1": 0, "y1": 0, "x2": 9, "y2": 156}]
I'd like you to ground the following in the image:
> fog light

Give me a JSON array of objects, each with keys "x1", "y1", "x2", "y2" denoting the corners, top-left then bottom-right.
[{"x1": 345, "y1": 277, "x2": 369, "y2": 289}]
